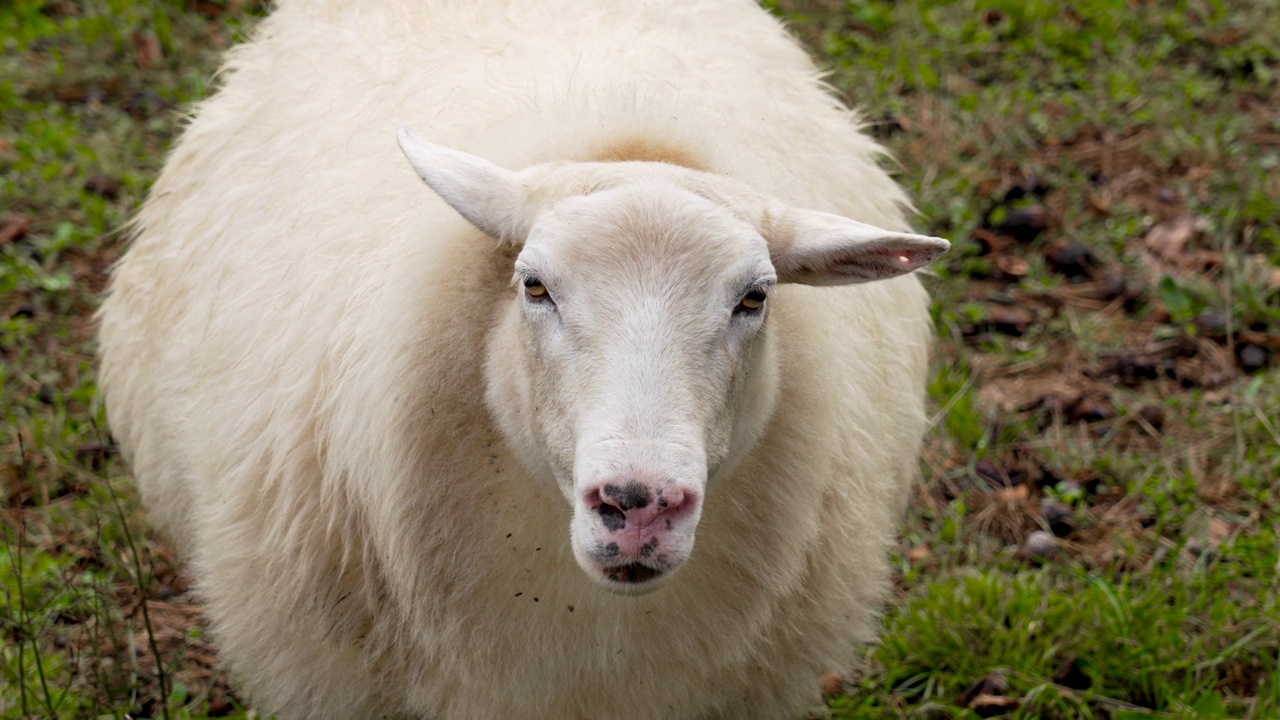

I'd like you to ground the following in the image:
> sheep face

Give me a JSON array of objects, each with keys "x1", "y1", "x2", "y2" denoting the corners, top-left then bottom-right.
[
  {"x1": 512, "y1": 183, "x2": 776, "y2": 593},
  {"x1": 398, "y1": 129, "x2": 949, "y2": 594}
]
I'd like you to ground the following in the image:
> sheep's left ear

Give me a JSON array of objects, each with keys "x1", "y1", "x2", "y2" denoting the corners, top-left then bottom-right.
[
  {"x1": 397, "y1": 126, "x2": 531, "y2": 244},
  {"x1": 764, "y1": 207, "x2": 950, "y2": 286}
]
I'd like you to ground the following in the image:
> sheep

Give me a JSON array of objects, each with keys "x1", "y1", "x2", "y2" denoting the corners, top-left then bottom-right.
[{"x1": 96, "y1": 0, "x2": 949, "y2": 717}]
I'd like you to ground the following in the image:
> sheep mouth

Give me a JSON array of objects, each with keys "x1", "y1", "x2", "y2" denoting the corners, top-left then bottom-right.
[{"x1": 601, "y1": 562, "x2": 664, "y2": 585}]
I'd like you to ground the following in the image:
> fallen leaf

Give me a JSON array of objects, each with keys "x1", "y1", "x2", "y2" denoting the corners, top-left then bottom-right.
[
  {"x1": 971, "y1": 228, "x2": 1005, "y2": 256},
  {"x1": 969, "y1": 693, "x2": 1019, "y2": 715},
  {"x1": 820, "y1": 672, "x2": 844, "y2": 699},
  {"x1": 995, "y1": 254, "x2": 1029, "y2": 277},
  {"x1": 1208, "y1": 517, "x2": 1234, "y2": 546},
  {"x1": 133, "y1": 32, "x2": 163, "y2": 70},
  {"x1": 997, "y1": 484, "x2": 1030, "y2": 502},
  {"x1": 0, "y1": 214, "x2": 31, "y2": 245},
  {"x1": 1143, "y1": 214, "x2": 1196, "y2": 265},
  {"x1": 1207, "y1": 27, "x2": 1248, "y2": 47}
]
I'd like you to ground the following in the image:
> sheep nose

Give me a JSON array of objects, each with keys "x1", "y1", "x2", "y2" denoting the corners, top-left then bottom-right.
[{"x1": 587, "y1": 480, "x2": 689, "y2": 532}]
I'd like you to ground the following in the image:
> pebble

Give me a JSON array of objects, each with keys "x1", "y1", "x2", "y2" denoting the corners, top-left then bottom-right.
[{"x1": 1022, "y1": 530, "x2": 1058, "y2": 560}]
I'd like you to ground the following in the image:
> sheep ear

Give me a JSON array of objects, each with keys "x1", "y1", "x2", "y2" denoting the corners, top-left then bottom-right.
[
  {"x1": 764, "y1": 207, "x2": 950, "y2": 286},
  {"x1": 397, "y1": 127, "x2": 530, "y2": 244}
]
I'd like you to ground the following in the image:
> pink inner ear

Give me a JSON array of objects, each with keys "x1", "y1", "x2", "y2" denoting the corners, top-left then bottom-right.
[{"x1": 876, "y1": 246, "x2": 934, "y2": 269}]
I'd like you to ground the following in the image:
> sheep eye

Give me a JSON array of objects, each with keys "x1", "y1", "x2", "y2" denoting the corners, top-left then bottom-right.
[
  {"x1": 735, "y1": 288, "x2": 768, "y2": 315},
  {"x1": 523, "y1": 277, "x2": 553, "y2": 303}
]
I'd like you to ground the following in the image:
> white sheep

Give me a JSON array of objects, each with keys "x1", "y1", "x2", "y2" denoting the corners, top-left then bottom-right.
[{"x1": 97, "y1": 0, "x2": 949, "y2": 717}]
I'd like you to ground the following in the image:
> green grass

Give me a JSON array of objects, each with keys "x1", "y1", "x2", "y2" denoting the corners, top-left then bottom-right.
[
  {"x1": 772, "y1": 0, "x2": 1280, "y2": 717},
  {"x1": 2, "y1": 0, "x2": 1278, "y2": 717},
  {"x1": 3, "y1": 2, "x2": 261, "y2": 716}
]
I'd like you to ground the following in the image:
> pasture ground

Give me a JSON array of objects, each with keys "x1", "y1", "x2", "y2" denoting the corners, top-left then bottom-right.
[{"x1": 2, "y1": 0, "x2": 1278, "y2": 717}]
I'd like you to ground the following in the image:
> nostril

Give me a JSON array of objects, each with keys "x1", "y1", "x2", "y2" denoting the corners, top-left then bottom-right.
[
  {"x1": 597, "y1": 503, "x2": 626, "y2": 532},
  {"x1": 656, "y1": 487, "x2": 685, "y2": 511},
  {"x1": 602, "y1": 481, "x2": 651, "y2": 511},
  {"x1": 588, "y1": 481, "x2": 697, "y2": 534}
]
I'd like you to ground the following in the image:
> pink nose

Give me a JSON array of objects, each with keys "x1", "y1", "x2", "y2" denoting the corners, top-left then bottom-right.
[{"x1": 584, "y1": 480, "x2": 695, "y2": 558}]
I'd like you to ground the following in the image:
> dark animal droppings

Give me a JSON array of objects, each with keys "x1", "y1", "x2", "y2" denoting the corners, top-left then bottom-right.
[
  {"x1": 1041, "y1": 502, "x2": 1075, "y2": 538},
  {"x1": 1238, "y1": 343, "x2": 1270, "y2": 374},
  {"x1": 1047, "y1": 242, "x2": 1099, "y2": 280},
  {"x1": 992, "y1": 206, "x2": 1048, "y2": 244}
]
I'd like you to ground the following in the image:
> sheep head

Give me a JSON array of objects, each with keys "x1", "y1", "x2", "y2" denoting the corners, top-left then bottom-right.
[{"x1": 398, "y1": 127, "x2": 948, "y2": 594}]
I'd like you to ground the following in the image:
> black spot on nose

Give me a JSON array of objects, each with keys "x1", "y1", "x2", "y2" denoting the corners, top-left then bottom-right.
[
  {"x1": 603, "y1": 542, "x2": 620, "y2": 558},
  {"x1": 603, "y1": 481, "x2": 652, "y2": 511},
  {"x1": 598, "y1": 504, "x2": 626, "y2": 531}
]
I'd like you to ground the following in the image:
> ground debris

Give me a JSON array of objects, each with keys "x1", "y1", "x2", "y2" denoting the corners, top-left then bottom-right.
[{"x1": 0, "y1": 214, "x2": 32, "y2": 245}]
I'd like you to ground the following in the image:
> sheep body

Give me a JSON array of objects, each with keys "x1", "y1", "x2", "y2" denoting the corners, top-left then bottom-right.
[{"x1": 98, "y1": 1, "x2": 939, "y2": 717}]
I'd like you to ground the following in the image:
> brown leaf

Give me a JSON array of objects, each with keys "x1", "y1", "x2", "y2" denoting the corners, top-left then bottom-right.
[
  {"x1": 970, "y1": 694, "x2": 1019, "y2": 713},
  {"x1": 1208, "y1": 517, "x2": 1234, "y2": 546},
  {"x1": 1143, "y1": 214, "x2": 1196, "y2": 265},
  {"x1": 820, "y1": 672, "x2": 845, "y2": 698},
  {"x1": 971, "y1": 228, "x2": 1005, "y2": 256},
  {"x1": 132, "y1": 32, "x2": 163, "y2": 70},
  {"x1": 0, "y1": 214, "x2": 32, "y2": 245},
  {"x1": 1207, "y1": 27, "x2": 1248, "y2": 47},
  {"x1": 995, "y1": 254, "x2": 1029, "y2": 277},
  {"x1": 997, "y1": 484, "x2": 1030, "y2": 502}
]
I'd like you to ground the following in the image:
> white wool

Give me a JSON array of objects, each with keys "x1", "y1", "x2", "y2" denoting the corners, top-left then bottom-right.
[{"x1": 97, "y1": 1, "x2": 942, "y2": 717}]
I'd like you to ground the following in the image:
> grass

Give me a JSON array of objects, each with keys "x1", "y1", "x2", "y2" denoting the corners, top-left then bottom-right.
[
  {"x1": 3, "y1": 2, "x2": 261, "y2": 716},
  {"x1": 2, "y1": 0, "x2": 1278, "y2": 717},
  {"x1": 771, "y1": 0, "x2": 1280, "y2": 716}
]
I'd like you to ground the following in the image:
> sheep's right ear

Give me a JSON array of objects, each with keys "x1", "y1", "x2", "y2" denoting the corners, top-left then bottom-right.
[{"x1": 397, "y1": 127, "x2": 531, "y2": 244}]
